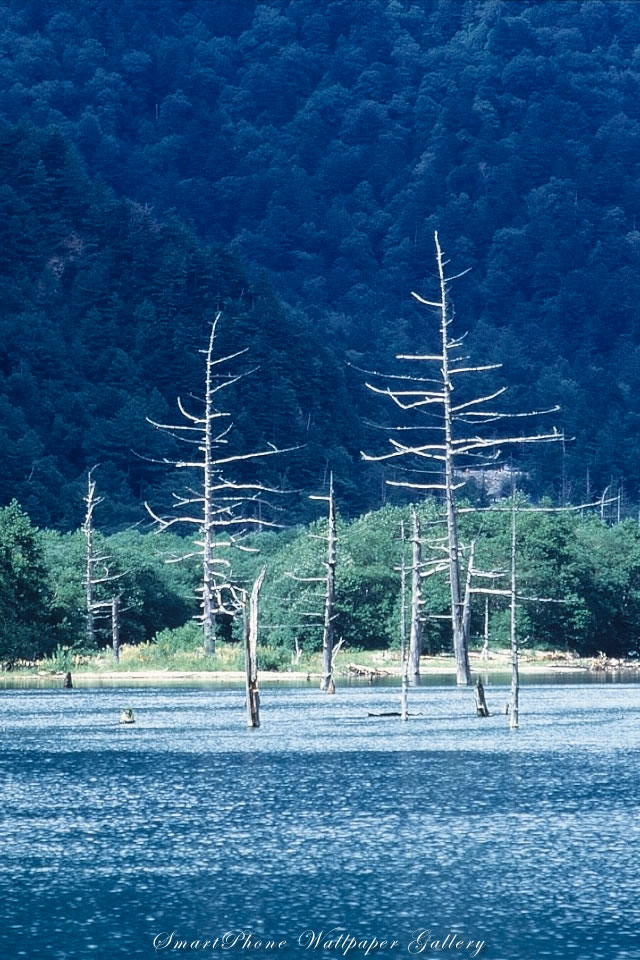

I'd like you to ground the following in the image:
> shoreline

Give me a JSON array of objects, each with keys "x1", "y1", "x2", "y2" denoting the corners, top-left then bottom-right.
[{"x1": 4, "y1": 656, "x2": 638, "y2": 684}]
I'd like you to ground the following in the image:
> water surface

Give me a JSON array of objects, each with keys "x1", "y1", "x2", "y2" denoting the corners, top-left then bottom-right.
[{"x1": 1, "y1": 682, "x2": 638, "y2": 960}]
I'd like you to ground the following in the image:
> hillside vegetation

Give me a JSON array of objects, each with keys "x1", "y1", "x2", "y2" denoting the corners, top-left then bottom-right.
[{"x1": 1, "y1": 1, "x2": 640, "y2": 502}]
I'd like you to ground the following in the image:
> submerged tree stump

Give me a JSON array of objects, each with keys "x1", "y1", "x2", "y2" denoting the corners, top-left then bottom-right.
[{"x1": 474, "y1": 677, "x2": 490, "y2": 717}]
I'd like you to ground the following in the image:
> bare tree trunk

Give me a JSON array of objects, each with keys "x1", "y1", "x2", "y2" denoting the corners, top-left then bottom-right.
[
  {"x1": 83, "y1": 467, "x2": 125, "y2": 653},
  {"x1": 399, "y1": 520, "x2": 409, "y2": 721},
  {"x1": 462, "y1": 539, "x2": 476, "y2": 661},
  {"x1": 293, "y1": 637, "x2": 302, "y2": 665},
  {"x1": 83, "y1": 469, "x2": 99, "y2": 648},
  {"x1": 480, "y1": 596, "x2": 490, "y2": 661},
  {"x1": 408, "y1": 508, "x2": 423, "y2": 684},
  {"x1": 112, "y1": 595, "x2": 121, "y2": 663},
  {"x1": 320, "y1": 473, "x2": 337, "y2": 692},
  {"x1": 244, "y1": 568, "x2": 265, "y2": 728},
  {"x1": 435, "y1": 237, "x2": 472, "y2": 687},
  {"x1": 509, "y1": 498, "x2": 519, "y2": 729},
  {"x1": 202, "y1": 321, "x2": 216, "y2": 655}
]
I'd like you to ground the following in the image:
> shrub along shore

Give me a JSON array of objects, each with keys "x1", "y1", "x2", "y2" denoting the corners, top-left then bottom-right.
[{"x1": 6, "y1": 646, "x2": 639, "y2": 683}]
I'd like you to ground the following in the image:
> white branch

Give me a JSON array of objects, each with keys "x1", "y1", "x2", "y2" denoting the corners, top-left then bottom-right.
[
  {"x1": 396, "y1": 353, "x2": 444, "y2": 361},
  {"x1": 449, "y1": 364, "x2": 502, "y2": 375},
  {"x1": 451, "y1": 387, "x2": 507, "y2": 413},
  {"x1": 411, "y1": 291, "x2": 443, "y2": 309},
  {"x1": 454, "y1": 430, "x2": 561, "y2": 456},
  {"x1": 386, "y1": 480, "x2": 466, "y2": 491}
]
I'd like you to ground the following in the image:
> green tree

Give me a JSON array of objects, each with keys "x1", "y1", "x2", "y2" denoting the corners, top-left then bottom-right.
[{"x1": 0, "y1": 501, "x2": 53, "y2": 663}]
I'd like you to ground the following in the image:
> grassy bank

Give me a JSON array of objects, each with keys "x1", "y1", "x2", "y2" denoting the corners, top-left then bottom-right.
[{"x1": 6, "y1": 643, "x2": 635, "y2": 682}]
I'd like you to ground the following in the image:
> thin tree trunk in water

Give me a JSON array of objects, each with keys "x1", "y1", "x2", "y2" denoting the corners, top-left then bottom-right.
[
  {"x1": 320, "y1": 473, "x2": 337, "y2": 692},
  {"x1": 408, "y1": 508, "x2": 422, "y2": 684},
  {"x1": 399, "y1": 520, "x2": 409, "y2": 721},
  {"x1": 112, "y1": 595, "x2": 121, "y2": 663},
  {"x1": 509, "y1": 497, "x2": 519, "y2": 729},
  {"x1": 244, "y1": 568, "x2": 265, "y2": 728}
]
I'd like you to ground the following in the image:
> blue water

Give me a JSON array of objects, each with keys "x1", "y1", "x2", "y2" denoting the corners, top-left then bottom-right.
[{"x1": 1, "y1": 682, "x2": 639, "y2": 960}]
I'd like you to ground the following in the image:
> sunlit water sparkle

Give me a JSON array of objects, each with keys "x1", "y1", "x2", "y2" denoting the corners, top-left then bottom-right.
[{"x1": 0, "y1": 682, "x2": 639, "y2": 960}]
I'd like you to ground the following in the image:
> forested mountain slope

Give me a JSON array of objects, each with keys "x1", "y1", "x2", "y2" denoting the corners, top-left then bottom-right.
[
  {"x1": 2, "y1": 1, "x2": 640, "y2": 506},
  {"x1": 0, "y1": 125, "x2": 363, "y2": 528}
]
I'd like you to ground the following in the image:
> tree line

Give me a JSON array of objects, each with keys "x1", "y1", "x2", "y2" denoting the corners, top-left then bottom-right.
[{"x1": 3, "y1": 493, "x2": 640, "y2": 667}]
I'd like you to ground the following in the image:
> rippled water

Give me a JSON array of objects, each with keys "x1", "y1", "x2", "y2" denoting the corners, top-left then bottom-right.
[{"x1": 1, "y1": 682, "x2": 639, "y2": 960}]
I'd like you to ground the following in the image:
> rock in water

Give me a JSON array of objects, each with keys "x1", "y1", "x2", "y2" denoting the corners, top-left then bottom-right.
[{"x1": 120, "y1": 708, "x2": 135, "y2": 724}]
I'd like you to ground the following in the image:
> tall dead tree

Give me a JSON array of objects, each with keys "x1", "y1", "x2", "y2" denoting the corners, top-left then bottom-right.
[
  {"x1": 362, "y1": 231, "x2": 561, "y2": 685},
  {"x1": 83, "y1": 466, "x2": 124, "y2": 649},
  {"x1": 83, "y1": 467, "x2": 100, "y2": 648},
  {"x1": 310, "y1": 473, "x2": 338, "y2": 692},
  {"x1": 146, "y1": 313, "x2": 296, "y2": 654}
]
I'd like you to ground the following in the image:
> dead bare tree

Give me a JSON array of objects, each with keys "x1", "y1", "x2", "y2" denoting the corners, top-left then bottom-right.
[
  {"x1": 397, "y1": 513, "x2": 448, "y2": 709},
  {"x1": 318, "y1": 474, "x2": 337, "y2": 691},
  {"x1": 83, "y1": 466, "x2": 101, "y2": 648},
  {"x1": 145, "y1": 313, "x2": 296, "y2": 654},
  {"x1": 463, "y1": 491, "x2": 609, "y2": 725},
  {"x1": 290, "y1": 472, "x2": 341, "y2": 692},
  {"x1": 83, "y1": 466, "x2": 125, "y2": 650},
  {"x1": 362, "y1": 231, "x2": 562, "y2": 685}
]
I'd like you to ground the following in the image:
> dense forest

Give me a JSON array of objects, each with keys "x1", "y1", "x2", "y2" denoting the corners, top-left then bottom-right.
[
  {"x1": 2, "y1": 0, "x2": 640, "y2": 509},
  {"x1": 0, "y1": 125, "x2": 365, "y2": 529},
  {"x1": 3, "y1": 1, "x2": 640, "y2": 662}
]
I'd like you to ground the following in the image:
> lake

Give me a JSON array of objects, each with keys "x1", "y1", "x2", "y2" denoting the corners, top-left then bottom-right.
[{"x1": 1, "y1": 680, "x2": 639, "y2": 960}]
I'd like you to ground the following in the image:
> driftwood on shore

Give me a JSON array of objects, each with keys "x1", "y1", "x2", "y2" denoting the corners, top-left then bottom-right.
[
  {"x1": 589, "y1": 654, "x2": 640, "y2": 671},
  {"x1": 346, "y1": 662, "x2": 391, "y2": 680}
]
